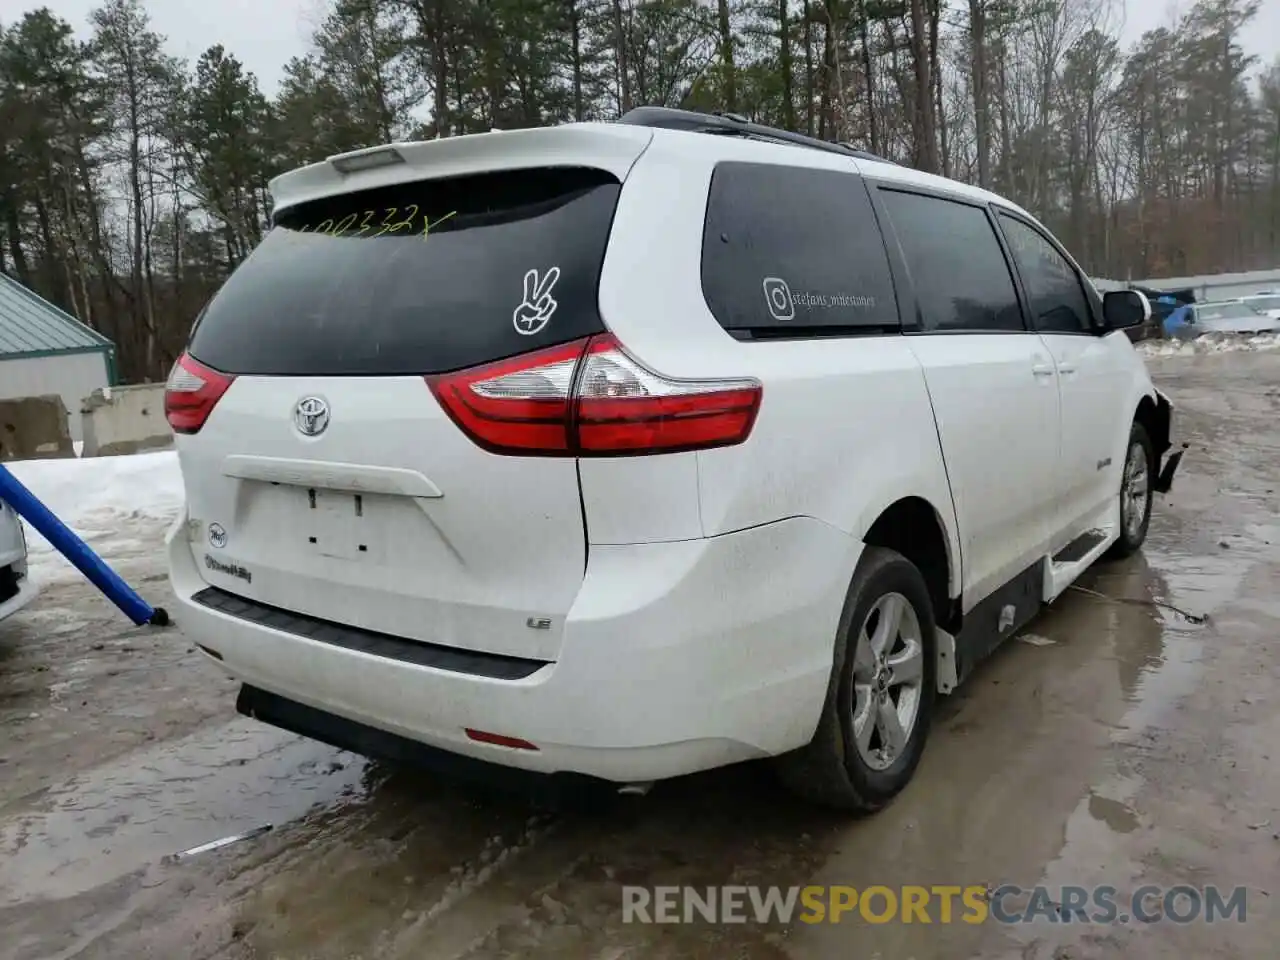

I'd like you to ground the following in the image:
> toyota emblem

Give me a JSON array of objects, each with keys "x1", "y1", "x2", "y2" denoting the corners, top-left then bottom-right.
[{"x1": 294, "y1": 396, "x2": 330, "y2": 437}]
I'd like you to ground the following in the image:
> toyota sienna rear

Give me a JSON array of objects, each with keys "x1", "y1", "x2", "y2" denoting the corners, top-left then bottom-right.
[{"x1": 165, "y1": 120, "x2": 863, "y2": 791}]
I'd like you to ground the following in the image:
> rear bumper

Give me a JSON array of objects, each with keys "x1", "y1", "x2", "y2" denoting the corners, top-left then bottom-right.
[
  {"x1": 168, "y1": 513, "x2": 859, "y2": 783},
  {"x1": 236, "y1": 684, "x2": 616, "y2": 800}
]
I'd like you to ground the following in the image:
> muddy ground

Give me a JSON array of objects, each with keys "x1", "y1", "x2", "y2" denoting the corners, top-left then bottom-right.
[{"x1": 2, "y1": 349, "x2": 1278, "y2": 960}]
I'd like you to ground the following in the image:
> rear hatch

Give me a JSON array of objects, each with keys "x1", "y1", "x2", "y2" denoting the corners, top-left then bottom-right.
[{"x1": 170, "y1": 152, "x2": 634, "y2": 662}]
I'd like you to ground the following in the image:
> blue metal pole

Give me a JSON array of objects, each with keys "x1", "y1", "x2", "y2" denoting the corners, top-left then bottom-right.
[{"x1": 0, "y1": 463, "x2": 169, "y2": 626}]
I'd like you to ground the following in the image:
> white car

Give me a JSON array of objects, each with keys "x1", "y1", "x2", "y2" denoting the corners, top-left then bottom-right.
[
  {"x1": 0, "y1": 498, "x2": 36, "y2": 623},
  {"x1": 1237, "y1": 294, "x2": 1280, "y2": 320},
  {"x1": 164, "y1": 108, "x2": 1182, "y2": 811},
  {"x1": 1171, "y1": 300, "x2": 1280, "y2": 338}
]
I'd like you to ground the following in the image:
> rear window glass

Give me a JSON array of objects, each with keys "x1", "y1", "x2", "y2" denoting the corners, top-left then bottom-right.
[
  {"x1": 700, "y1": 161, "x2": 899, "y2": 336},
  {"x1": 187, "y1": 167, "x2": 620, "y2": 376}
]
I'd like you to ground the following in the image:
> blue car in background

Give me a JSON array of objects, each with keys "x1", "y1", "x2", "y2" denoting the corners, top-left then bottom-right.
[
  {"x1": 1163, "y1": 303, "x2": 1193, "y2": 338},
  {"x1": 1127, "y1": 285, "x2": 1195, "y2": 341}
]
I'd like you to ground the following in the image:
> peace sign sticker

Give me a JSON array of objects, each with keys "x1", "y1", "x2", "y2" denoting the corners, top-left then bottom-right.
[{"x1": 512, "y1": 266, "x2": 562, "y2": 336}]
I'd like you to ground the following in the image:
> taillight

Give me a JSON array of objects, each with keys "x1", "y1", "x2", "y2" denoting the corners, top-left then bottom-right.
[
  {"x1": 428, "y1": 333, "x2": 762, "y2": 456},
  {"x1": 164, "y1": 352, "x2": 235, "y2": 434},
  {"x1": 428, "y1": 340, "x2": 585, "y2": 454}
]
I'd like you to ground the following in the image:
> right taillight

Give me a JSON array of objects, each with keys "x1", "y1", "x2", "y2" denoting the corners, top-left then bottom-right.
[
  {"x1": 164, "y1": 352, "x2": 235, "y2": 434},
  {"x1": 428, "y1": 333, "x2": 762, "y2": 457}
]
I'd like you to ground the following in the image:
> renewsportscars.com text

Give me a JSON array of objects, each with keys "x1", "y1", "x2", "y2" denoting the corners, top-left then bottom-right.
[{"x1": 622, "y1": 884, "x2": 1248, "y2": 925}]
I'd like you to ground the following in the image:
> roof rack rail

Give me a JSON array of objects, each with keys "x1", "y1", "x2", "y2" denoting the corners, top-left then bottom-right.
[{"x1": 616, "y1": 106, "x2": 896, "y2": 165}]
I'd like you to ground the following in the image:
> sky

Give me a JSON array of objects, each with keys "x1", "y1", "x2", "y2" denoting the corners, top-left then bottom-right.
[{"x1": 1, "y1": 0, "x2": 1278, "y2": 96}]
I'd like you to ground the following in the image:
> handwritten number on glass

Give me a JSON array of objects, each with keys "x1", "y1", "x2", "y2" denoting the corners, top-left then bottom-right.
[
  {"x1": 390, "y1": 205, "x2": 417, "y2": 234},
  {"x1": 368, "y1": 208, "x2": 398, "y2": 238},
  {"x1": 423, "y1": 211, "x2": 456, "y2": 237},
  {"x1": 296, "y1": 208, "x2": 458, "y2": 240}
]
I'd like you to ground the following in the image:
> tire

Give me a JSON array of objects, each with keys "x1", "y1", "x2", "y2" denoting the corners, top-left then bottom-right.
[
  {"x1": 773, "y1": 546, "x2": 936, "y2": 813},
  {"x1": 1105, "y1": 421, "x2": 1154, "y2": 560}
]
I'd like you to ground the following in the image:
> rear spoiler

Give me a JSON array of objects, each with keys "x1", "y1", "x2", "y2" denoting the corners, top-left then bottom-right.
[{"x1": 269, "y1": 123, "x2": 655, "y2": 217}]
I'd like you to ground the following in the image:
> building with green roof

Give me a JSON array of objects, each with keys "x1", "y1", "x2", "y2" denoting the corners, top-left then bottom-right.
[{"x1": 0, "y1": 272, "x2": 116, "y2": 442}]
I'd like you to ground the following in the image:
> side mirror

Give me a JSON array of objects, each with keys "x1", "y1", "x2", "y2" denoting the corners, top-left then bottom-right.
[{"x1": 1102, "y1": 289, "x2": 1151, "y2": 330}]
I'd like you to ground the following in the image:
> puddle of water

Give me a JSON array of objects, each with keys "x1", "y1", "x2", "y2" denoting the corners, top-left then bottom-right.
[
  {"x1": 981, "y1": 514, "x2": 1276, "y2": 954},
  {"x1": 1146, "y1": 549, "x2": 1249, "y2": 614},
  {"x1": 1116, "y1": 631, "x2": 1201, "y2": 734},
  {"x1": 0, "y1": 718, "x2": 367, "y2": 906},
  {"x1": 1087, "y1": 791, "x2": 1140, "y2": 834},
  {"x1": 989, "y1": 775, "x2": 1149, "y2": 954},
  {"x1": 1110, "y1": 546, "x2": 1252, "y2": 735}
]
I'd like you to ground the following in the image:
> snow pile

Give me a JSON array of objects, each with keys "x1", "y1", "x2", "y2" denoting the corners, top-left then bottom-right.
[
  {"x1": 5, "y1": 450, "x2": 183, "y2": 585},
  {"x1": 1137, "y1": 332, "x2": 1280, "y2": 358}
]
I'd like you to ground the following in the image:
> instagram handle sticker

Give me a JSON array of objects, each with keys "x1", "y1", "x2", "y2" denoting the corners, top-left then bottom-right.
[{"x1": 762, "y1": 277, "x2": 795, "y2": 321}]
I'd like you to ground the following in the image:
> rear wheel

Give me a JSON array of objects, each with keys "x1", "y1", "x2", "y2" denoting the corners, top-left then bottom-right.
[
  {"x1": 774, "y1": 547, "x2": 936, "y2": 813},
  {"x1": 1106, "y1": 422, "x2": 1154, "y2": 559}
]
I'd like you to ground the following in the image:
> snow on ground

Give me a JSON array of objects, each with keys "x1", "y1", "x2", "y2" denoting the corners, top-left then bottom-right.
[
  {"x1": 1137, "y1": 332, "x2": 1280, "y2": 357},
  {"x1": 6, "y1": 450, "x2": 183, "y2": 585}
]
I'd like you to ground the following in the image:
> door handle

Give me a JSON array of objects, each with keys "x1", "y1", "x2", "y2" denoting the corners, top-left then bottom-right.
[
  {"x1": 1058, "y1": 363, "x2": 1077, "y2": 375},
  {"x1": 1032, "y1": 363, "x2": 1055, "y2": 377}
]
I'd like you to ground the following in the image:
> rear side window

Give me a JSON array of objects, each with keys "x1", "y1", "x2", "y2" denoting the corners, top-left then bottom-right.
[
  {"x1": 878, "y1": 189, "x2": 1024, "y2": 333},
  {"x1": 701, "y1": 162, "x2": 899, "y2": 336},
  {"x1": 997, "y1": 213, "x2": 1093, "y2": 334},
  {"x1": 187, "y1": 167, "x2": 620, "y2": 375}
]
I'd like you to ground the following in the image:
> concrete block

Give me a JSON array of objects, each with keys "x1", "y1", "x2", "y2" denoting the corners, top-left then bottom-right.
[
  {"x1": 80, "y1": 383, "x2": 173, "y2": 457},
  {"x1": 0, "y1": 395, "x2": 74, "y2": 461}
]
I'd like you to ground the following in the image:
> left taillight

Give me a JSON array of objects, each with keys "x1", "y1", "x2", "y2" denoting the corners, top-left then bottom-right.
[
  {"x1": 164, "y1": 352, "x2": 235, "y2": 435},
  {"x1": 428, "y1": 333, "x2": 763, "y2": 457}
]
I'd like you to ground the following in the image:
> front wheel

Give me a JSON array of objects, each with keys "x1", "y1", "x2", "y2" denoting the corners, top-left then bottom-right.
[
  {"x1": 1106, "y1": 421, "x2": 1155, "y2": 559},
  {"x1": 773, "y1": 547, "x2": 936, "y2": 813}
]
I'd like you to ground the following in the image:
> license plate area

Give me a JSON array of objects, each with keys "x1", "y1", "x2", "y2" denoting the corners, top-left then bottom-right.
[{"x1": 303, "y1": 487, "x2": 382, "y2": 561}]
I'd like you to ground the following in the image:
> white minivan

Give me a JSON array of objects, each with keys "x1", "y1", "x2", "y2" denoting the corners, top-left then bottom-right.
[{"x1": 165, "y1": 108, "x2": 1182, "y2": 811}]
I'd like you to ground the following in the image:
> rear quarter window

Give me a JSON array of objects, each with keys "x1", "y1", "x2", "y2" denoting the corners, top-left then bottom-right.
[
  {"x1": 700, "y1": 161, "x2": 900, "y2": 337},
  {"x1": 187, "y1": 167, "x2": 620, "y2": 376}
]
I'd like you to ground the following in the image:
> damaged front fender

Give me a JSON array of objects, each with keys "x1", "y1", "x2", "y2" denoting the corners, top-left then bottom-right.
[
  {"x1": 1144, "y1": 388, "x2": 1185, "y2": 494},
  {"x1": 1154, "y1": 444, "x2": 1186, "y2": 494}
]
